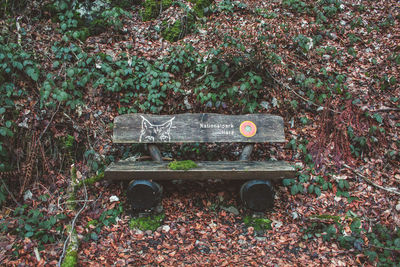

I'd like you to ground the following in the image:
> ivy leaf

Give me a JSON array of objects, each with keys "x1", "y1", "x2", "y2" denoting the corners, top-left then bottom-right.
[
  {"x1": 314, "y1": 186, "x2": 321, "y2": 196},
  {"x1": 291, "y1": 184, "x2": 298, "y2": 195},
  {"x1": 53, "y1": 61, "x2": 60, "y2": 68},
  {"x1": 91, "y1": 232, "x2": 98, "y2": 240},
  {"x1": 373, "y1": 113, "x2": 383, "y2": 124},
  {"x1": 26, "y1": 67, "x2": 39, "y2": 81},
  {"x1": 350, "y1": 219, "x2": 361, "y2": 231},
  {"x1": 308, "y1": 184, "x2": 315, "y2": 194},
  {"x1": 25, "y1": 231, "x2": 34, "y2": 237},
  {"x1": 282, "y1": 179, "x2": 292, "y2": 186},
  {"x1": 67, "y1": 69, "x2": 75, "y2": 77}
]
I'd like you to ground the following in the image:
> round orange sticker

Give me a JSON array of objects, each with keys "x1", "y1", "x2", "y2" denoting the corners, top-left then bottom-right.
[{"x1": 240, "y1": 121, "x2": 257, "y2": 138}]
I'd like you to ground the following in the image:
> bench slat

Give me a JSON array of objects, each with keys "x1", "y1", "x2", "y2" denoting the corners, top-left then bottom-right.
[
  {"x1": 104, "y1": 161, "x2": 296, "y2": 181},
  {"x1": 113, "y1": 113, "x2": 285, "y2": 143}
]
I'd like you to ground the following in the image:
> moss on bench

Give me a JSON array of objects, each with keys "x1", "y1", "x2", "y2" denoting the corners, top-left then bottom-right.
[{"x1": 168, "y1": 160, "x2": 198, "y2": 170}]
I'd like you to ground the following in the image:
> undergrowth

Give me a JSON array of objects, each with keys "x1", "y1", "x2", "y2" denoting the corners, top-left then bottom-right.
[
  {"x1": 303, "y1": 212, "x2": 400, "y2": 265},
  {"x1": 129, "y1": 213, "x2": 165, "y2": 231}
]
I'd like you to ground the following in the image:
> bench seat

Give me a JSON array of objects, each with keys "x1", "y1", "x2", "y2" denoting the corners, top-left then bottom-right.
[{"x1": 105, "y1": 160, "x2": 296, "y2": 181}]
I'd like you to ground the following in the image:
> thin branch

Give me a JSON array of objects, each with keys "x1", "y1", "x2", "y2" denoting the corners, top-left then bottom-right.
[
  {"x1": 39, "y1": 102, "x2": 60, "y2": 141},
  {"x1": 368, "y1": 108, "x2": 400, "y2": 112},
  {"x1": 343, "y1": 164, "x2": 400, "y2": 196},
  {"x1": 0, "y1": 177, "x2": 21, "y2": 206},
  {"x1": 369, "y1": 244, "x2": 400, "y2": 252},
  {"x1": 58, "y1": 173, "x2": 88, "y2": 267}
]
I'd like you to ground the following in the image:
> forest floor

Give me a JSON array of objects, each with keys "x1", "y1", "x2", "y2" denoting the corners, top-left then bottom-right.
[{"x1": 0, "y1": 0, "x2": 399, "y2": 266}]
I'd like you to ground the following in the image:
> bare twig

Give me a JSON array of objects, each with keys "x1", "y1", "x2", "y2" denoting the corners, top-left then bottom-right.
[
  {"x1": 39, "y1": 102, "x2": 60, "y2": 141},
  {"x1": 343, "y1": 164, "x2": 400, "y2": 196},
  {"x1": 369, "y1": 108, "x2": 400, "y2": 112},
  {"x1": 369, "y1": 244, "x2": 400, "y2": 252},
  {"x1": 58, "y1": 169, "x2": 88, "y2": 267},
  {"x1": 0, "y1": 177, "x2": 21, "y2": 206},
  {"x1": 63, "y1": 112, "x2": 82, "y2": 132}
]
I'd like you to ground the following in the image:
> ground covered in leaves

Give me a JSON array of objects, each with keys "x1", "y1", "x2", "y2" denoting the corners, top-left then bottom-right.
[{"x1": 0, "y1": 0, "x2": 399, "y2": 265}]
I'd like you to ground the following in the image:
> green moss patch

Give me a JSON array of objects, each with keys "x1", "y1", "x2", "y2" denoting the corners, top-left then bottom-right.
[
  {"x1": 61, "y1": 250, "x2": 78, "y2": 267},
  {"x1": 243, "y1": 216, "x2": 272, "y2": 232},
  {"x1": 76, "y1": 172, "x2": 104, "y2": 188},
  {"x1": 142, "y1": 0, "x2": 172, "y2": 21},
  {"x1": 168, "y1": 160, "x2": 197, "y2": 170},
  {"x1": 86, "y1": 219, "x2": 98, "y2": 228},
  {"x1": 162, "y1": 20, "x2": 183, "y2": 42},
  {"x1": 189, "y1": 0, "x2": 213, "y2": 17},
  {"x1": 129, "y1": 213, "x2": 165, "y2": 231}
]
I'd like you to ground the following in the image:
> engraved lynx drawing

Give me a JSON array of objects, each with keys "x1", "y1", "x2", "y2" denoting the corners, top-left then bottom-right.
[{"x1": 139, "y1": 116, "x2": 175, "y2": 142}]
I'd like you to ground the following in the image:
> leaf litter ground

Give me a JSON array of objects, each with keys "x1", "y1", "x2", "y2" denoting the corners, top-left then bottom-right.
[{"x1": 0, "y1": 0, "x2": 399, "y2": 265}]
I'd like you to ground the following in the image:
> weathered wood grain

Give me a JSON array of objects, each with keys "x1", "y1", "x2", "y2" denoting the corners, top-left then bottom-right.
[
  {"x1": 239, "y1": 144, "x2": 254, "y2": 161},
  {"x1": 148, "y1": 144, "x2": 163, "y2": 162},
  {"x1": 104, "y1": 161, "x2": 296, "y2": 181},
  {"x1": 113, "y1": 113, "x2": 285, "y2": 143}
]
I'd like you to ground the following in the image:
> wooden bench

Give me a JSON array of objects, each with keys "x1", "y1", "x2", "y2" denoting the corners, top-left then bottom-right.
[{"x1": 105, "y1": 113, "x2": 296, "y2": 211}]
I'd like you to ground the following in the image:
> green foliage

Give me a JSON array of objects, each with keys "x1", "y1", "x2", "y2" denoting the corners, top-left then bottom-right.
[
  {"x1": 99, "y1": 204, "x2": 123, "y2": 227},
  {"x1": 142, "y1": 0, "x2": 172, "y2": 21},
  {"x1": 283, "y1": 171, "x2": 336, "y2": 197},
  {"x1": 0, "y1": 36, "x2": 40, "y2": 170},
  {"x1": 347, "y1": 125, "x2": 376, "y2": 158},
  {"x1": 162, "y1": 20, "x2": 184, "y2": 42},
  {"x1": 168, "y1": 160, "x2": 198, "y2": 170},
  {"x1": 129, "y1": 213, "x2": 165, "y2": 231},
  {"x1": 214, "y1": 0, "x2": 248, "y2": 14},
  {"x1": 293, "y1": 34, "x2": 313, "y2": 54},
  {"x1": 189, "y1": 0, "x2": 212, "y2": 17},
  {"x1": 61, "y1": 250, "x2": 77, "y2": 267},
  {"x1": 53, "y1": 0, "x2": 132, "y2": 39},
  {"x1": 302, "y1": 213, "x2": 400, "y2": 265},
  {"x1": 283, "y1": 0, "x2": 343, "y2": 24},
  {"x1": 243, "y1": 216, "x2": 272, "y2": 232},
  {"x1": 85, "y1": 204, "x2": 123, "y2": 241},
  {"x1": 283, "y1": 0, "x2": 308, "y2": 14},
  {"x1": 1, "y1": 202, "x2": 66, "y2": 245},
  {"x1": 62, "y1": 135, "x2": 75, "y2": 150},
  {"x1": 76, "y1": 172, "x2": 104, "y2": 188},
  {"x1": 162, "y1": 37, "x2": 269, "y2": 112},
  {"x1": 99, "y1": 7, "x2": 132, "y2": 31}
]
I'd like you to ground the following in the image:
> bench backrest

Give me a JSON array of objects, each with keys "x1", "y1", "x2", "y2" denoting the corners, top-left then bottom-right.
[{"x1": 113, "y1": 113, "x2": 285, "y2": 143}]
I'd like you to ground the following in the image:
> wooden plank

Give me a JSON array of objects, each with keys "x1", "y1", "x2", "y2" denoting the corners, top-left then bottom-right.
[
  {"x1": 104, "y1": 161, "x2": 296, "y2": 181},
  {"x1": 113, "y1": 113, "x2": 285, "y2": 143}
]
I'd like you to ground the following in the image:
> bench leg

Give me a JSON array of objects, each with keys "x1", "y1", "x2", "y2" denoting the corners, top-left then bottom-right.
[
  {"x1": 127, "y1": 144, "x2": 164, "y2": 211},
  {"x1": 127, "y1": 180, "x2": 163, "y2": 211},
  {"x1": 240, "y1": 180, "x2": 274, "y2": 211}
]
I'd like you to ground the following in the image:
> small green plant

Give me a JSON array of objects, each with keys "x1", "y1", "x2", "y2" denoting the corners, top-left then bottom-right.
[
  {"x1": 243, "y1": 216, "x2": 272, "y2": 232},
  {"x1": 162, "y1": 18, "x2": 195, "y2": 43},
  {"x1": 302, "y1": 213, "x2": 400, "y2": 265},
  {"x1": 100, "y1": 7, "x2": 131, "y2": 31},
  {"x1": 76, "y1": 172, "x2": 104, "y2": 188},
  {"x1": 293, "y1": 34, "x2": 313, "y2": 54},
  {"x1": 1, "y1": 203, "x2": 66, "y2": 246},
  {"x1": 129, "y1": 213, "x2": 165, "y2": 231},
  {"x1": 282, "y1": 0, "x2": 309, "y2": 14},
  {"x1": 283, "y1": 170, "x2": 334, "y2": 197},
  {"x1": 214, "y1": 0, "x2": 247, "y2": 14},
  {"x1": 168, "y1": 160, "x2": 198, "y2": 170},
  {"x1": 86, "y1": 204, "x2": 123, "y2": 241}
]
